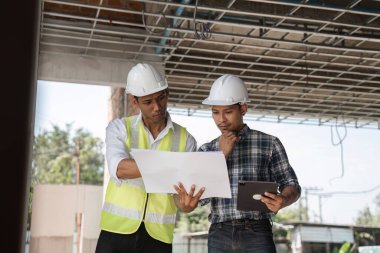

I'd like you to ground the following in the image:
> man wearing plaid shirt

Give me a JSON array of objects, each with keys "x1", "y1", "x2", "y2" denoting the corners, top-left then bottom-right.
[{"x1": 198, "y1": 74, "x2": 301, "y2": 253}]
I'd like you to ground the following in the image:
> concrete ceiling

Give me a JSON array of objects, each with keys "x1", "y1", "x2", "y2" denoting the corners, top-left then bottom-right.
[{"x1": 39, "y1": 0, "x2": 380, "y2": 128}]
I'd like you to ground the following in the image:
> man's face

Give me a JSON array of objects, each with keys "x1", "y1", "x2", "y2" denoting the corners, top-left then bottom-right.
[
  {"x1": 133, "y1": 90, "x2": 168, "y2": 124},
  {"x1": 211, "y1": 104, "x2": 247, "y2": 134}
]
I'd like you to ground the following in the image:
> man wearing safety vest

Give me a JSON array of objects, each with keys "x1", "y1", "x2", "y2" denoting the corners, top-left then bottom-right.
[{"x1": 95, "y1": 63, "x2": 205, "y2": 253}]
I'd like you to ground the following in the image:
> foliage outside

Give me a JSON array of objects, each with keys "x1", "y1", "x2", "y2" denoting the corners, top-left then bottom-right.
[
  {"x1": 175, "y1": 204, "x2": 308, "y2": 235},
  {"x1": 355, "y1": 194, "x2": 380, "y2": 226},
  {"x1": 273, "y1": 205, "x2": 308, "y2": 223},
  {"x1": 272, "y1": 206, "x2": 308, "y2": 239},
  {"x1": 28, "y1": 124, "x2": 104, "y2": 229},
  {"x1": 175, "y1": 206, "x2": 210, "y2": 233}
]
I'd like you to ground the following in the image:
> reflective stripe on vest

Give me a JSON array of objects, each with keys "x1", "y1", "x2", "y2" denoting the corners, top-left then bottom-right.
[
  {"x1": 145, "y1": 212, "x2": 176, "y2": 224},
  {"x1": 103, "y1": 202, "x2": 142, "y2": 220},
  {"x1": 100, "y1": 115, "x2": 187, "y2": 243}
]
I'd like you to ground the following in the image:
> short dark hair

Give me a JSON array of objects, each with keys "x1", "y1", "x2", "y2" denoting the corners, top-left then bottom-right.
[{"x1": 133, "y1": 89, "x2": 169, "y2": 101}]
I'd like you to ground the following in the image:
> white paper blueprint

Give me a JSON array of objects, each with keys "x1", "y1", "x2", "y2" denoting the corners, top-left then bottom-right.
[{"x1": 130, "y1": 149, "x2": 231, "y2": 199}]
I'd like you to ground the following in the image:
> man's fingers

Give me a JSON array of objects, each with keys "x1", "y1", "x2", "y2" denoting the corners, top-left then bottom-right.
[
  {"x1": 260, "y1": 195, "x2": 274, "y2": 206},
  {"x1": 173, "y1": 184, "x2": 180, "y2": 194},
  {"x1": 177, "y1": 181, "x2": 185, "y2": 190},
  {"x1": 263, "y1": 192, "x2": 277, "y2": 200},
  {"x1": 223, "y1": 131, "x2": 235, "y2": 137},
  {"x1": 188, "y1": 184, "x2": 196, "y2": 197},
  {"x1": 261, "y1": 193, "x2": 282, "y2": 212},
  {"x1": 194, "y1": 187, "x2": 206, "y2": 199},
  {"x1": 175, "y1": 183, "x2": 206, "y2": 208},
  {"x1": 223, "y1": 131, "x2": 239, "y2": 140}
]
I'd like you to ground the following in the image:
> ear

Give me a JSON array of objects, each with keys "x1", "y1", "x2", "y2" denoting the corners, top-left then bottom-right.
[
  {"x1": 130, "y1": 95, "x2": 138, "y2": 105},
  {"x1": 129, "y1": 95, "x2": 140, "y2": 111},
  {"x1": 240, "y1": 104, "x2": 248, "y2": 116},
  {"x1": 130, "y1": 95, "x2": 141, "y2": 114}
]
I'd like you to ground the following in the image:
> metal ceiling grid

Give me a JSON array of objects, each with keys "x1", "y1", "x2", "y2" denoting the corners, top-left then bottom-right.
[{"x1": 40, "y1": 0, "x2": 380, "y2": 129}]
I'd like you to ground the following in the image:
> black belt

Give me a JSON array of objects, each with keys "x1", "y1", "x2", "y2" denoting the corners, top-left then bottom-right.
[{"x1": 217, "y1": 218, "x2": 272, "y2": 226}]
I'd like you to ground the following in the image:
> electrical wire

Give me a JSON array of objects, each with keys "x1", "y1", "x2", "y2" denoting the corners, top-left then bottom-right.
[
  {"x1": 141, "y1": 4, "x2": 168, "y2": 35},
  {"x1": 309, "y1": 184, "x2": 380, "y2": 196},
  {"x1": 193, "y1": 0, "x2": 212, "y2": 40},
  {"x1": 329, "y1": 111, "x2": 348, "y2": 184}
]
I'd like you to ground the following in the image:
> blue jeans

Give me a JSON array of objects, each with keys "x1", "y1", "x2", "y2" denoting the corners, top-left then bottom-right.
[{"x1": 208, "y1": 218, "x2": 276, "y2": 253}]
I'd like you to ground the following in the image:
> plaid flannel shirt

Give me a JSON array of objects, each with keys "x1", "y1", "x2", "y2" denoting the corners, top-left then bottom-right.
[{"x1": 199, "y1": 124, "x2": 301, "y2": 224}]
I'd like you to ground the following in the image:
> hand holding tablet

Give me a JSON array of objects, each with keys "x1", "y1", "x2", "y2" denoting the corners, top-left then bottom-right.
[{"x1": 237, "y1": 181, "x2": 278, "y2": 212}]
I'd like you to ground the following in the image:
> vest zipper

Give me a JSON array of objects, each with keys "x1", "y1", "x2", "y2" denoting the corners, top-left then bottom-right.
[{"x1": 142, "y1": 193, "x2": 149, "y2": 221}]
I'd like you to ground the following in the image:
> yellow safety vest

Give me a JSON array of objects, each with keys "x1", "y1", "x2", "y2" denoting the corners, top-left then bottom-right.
[{"x1": 100, "y1": 115, "x2": 187, "y2": 243}]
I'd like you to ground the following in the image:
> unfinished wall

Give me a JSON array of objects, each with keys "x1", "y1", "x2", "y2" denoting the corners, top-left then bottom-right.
[{"x1": 29, "y1": 184, "x2": 103, "y2": 253}]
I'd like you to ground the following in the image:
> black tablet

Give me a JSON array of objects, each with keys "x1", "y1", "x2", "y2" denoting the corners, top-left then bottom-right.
[{"x1": 237, "y1": 181, "x2": 278, "y2": 212}]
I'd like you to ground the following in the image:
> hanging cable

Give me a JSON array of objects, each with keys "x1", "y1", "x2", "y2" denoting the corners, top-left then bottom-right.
[
  {"x1": 193, "y1": 0, "x2": 212, "y2": 40},
  {"x1": 329, "y1": 108, "x2": 348, "y2": 184},
  {"x1": 141, "y1": 4, "x2": 169, "y2": 35},
  {"x1": 310, "y1": 184, "x2": 380, "y2": 196}
]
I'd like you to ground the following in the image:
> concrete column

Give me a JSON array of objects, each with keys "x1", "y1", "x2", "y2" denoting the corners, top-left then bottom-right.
[
  {"x1": 109, "y1": 87, "x2": 127, "y2": 119},
  {"x1": 108, "y1": 86, "x2": 139, "y2": 118}
]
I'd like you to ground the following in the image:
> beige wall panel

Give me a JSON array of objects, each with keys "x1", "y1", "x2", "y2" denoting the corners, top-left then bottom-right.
[
  {"x1": 81, "y1": 185, "x2": 103, "y2": 238},
  {"x1": 29, "y1": 236, "x2": 73, "y2": 253},
  {"x1": 31, "y1": 185, "x2": 76, "y2": 237},
  {"x1": 37, "y1": 53, "x2": 164, "y2": 88},
  {"x1": 30, "y1": 185, "x2": 103, "y2": 253},
  {"x1": 81, "y1": 238, "x2": 98, "y2": 253}
]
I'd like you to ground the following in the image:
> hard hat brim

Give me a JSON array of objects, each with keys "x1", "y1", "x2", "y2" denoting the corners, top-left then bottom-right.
[
  {"x1": 126, "y1": 85, "x2": 168, "y2": 97},
  {"x1": 202, "y1": 98, "x2": 250, "y2": 106}
]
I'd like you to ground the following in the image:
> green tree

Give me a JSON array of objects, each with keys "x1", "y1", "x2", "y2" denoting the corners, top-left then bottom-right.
[
  {"x1": 32, "y1": 124, "x2": 104, "y2": 185},
  {"x1": 273, "y1": 206, "x2": 307, "y2": 223},
  {"x1": 28, "y1": 124, "x2": 104, "y2": 229},
  {"x1": 356, "y1": 206, "x2": 377, "y2": 226},
  {"x1": 175, "y1": 206, "x2": 210, "y2": 233},
  {"x1": 339, "y1": 241, "x2": 351, "y2": 253},
  {"x1": 375, "y1": 195, "x2": 380, "y2": 225},
  {"x1": 174, "y1": 203, "x2": 308, "y2": 234},
  {"x1": 271, "y1": 206, "x2": 307, "y2": 239},
  {"x1": 356, "y1": 193, "x2": 380, "y2": 226}
]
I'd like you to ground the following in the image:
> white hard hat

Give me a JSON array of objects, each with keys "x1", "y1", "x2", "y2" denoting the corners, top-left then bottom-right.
[
  {"x1": 202, "y1": 74, "x2": 250, "y2": 105},
  {"x1": 126, "y1": 63, "x2": 168, "y2": 97}
]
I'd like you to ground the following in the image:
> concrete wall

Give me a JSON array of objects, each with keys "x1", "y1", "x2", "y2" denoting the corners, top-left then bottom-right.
[
  {"x1": 29, "y1": 184, "x2": 103, "y2": 253},
  {"x1": 37, "y1": 52, "x2": 164, "y2": 88}
]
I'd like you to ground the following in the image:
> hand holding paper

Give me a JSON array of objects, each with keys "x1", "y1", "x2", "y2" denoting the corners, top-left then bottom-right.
[
  {"x1": 130, "y1": 149, "x2": 231, "y2": 199},
  {"x1": 173, "y1": 182, "x2": 205, "y2": 212}
]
